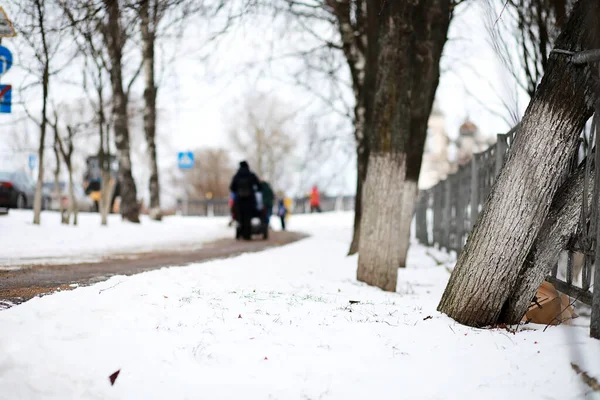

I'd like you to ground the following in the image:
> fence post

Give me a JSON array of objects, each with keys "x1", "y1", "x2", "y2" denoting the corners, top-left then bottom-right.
[
  {"x1": 208, "y1": 202, "x2": 214, "y2": 217},
  {"x1": 470, "y1": 154, "x2": 479, "y2": 228},
  {"x1": 415, "y1": 191, "x2": 428, "y2": 246},
  {"x1": 443, "y1": 177, "x2": 452, "y2": 251},
  {"x1": 591, "y1": 106, "x2": 600, "y2": 339},
  {"x1": 495, "y1": 134, "x2": 507, "y2": 177},
  {"x1": 335, "y1": 196, "x2": 342, "y2": 212}
]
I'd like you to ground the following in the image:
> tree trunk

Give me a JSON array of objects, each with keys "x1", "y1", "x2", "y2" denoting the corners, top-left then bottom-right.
[
  {"x1": 98, "y1": 78, "x2": 109, "y2": 226},
  {"x1": 358, "y1": 153, "x2": 410, "y2": 291},
  {"x1": 53, "y1": 131, "x2": 64, "y2": 222},
  {"x1": 501, "y1": 154, "x2": 593, "y2": 323},
  {"x1": 140, "y1": 0, "x2": 161, "y2": 221},
  {"x1": 32, "y1": 0, "x2": 49, "y2": 226},
  {"x1": 99, "y1": 124, "x2": 113, "y2": 225},
  {"x1": 67, "y1": 160, "x2": 78, "y2": 226},
  {"x1": 438, "y1": 0, "x2": 600, "y2": 327},
  {"x1": 62, "y1": 160, "x2": 73, "y2": 224},
  {"x1": 348, "y1": 132, "x2": 368, "y2": 256},
  {"x1": 356, "y1": 0, "x2": 451, "y2": 290},
  {"x1": 327, "y1": 0, "x2": 368, "y2": 256},
  {"x1": 104, "y1": 0, "x2": 140, "y2": 223}
]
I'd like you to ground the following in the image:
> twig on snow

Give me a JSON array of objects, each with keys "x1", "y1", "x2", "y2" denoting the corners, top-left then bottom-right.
[
  {"x1": 99, "y1": 281, "x2": 124, "y2": 294},
  {"x1": 571, "y1": 363, "x2": 600, "y2": 391}
]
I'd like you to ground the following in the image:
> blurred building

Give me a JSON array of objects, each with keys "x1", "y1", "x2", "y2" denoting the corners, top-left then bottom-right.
[
  {"x1": 455, "y1": 119, "x2": 495, "y2": 166},
  {"x1": 419, "y1": 104, "x2": 451, "y2": 189},
  {"x1": 419, "y1": 113, "x2": 496, "y2": 189}
]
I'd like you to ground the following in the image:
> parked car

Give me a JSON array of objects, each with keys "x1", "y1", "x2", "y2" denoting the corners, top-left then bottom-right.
[
  {"x1": 0, "y1": 170, "x2": 51, "y2": 210},
  {"x1": 43, "y1": 181, "x2": 95, "y2": 212}
]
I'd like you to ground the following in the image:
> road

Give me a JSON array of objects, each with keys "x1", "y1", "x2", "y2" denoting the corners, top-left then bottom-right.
[{"x1": 0, "y1": 230, "x2": 307, "y2": 309}]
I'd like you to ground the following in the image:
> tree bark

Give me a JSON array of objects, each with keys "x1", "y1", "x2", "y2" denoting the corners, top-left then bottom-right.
[
  {"x1": 356, "y1": 0, "x2": 451, "y2": 290},
  {"x1": 501, "y1": 154, "x2": 593, "y2": 323},
  {"x1": 438, "y1": 0, "x2": 600, "y2": 327},
  {"x1": 32, "y1": 0, "x2": 50, "y2": 226},
  {"x1": 97, "y1": 74, "x2": 110, "y2": 226},
  {"x1": 66, "y1": 158, "x2": 77, "y2": 225},
  {"x1": 140, "y1": 0, "x2": 162, "y2": 221},
  {"x1": 53, "y1": 130, "x2": 64, "y2": 222},
  {"x1": 55, "y1": 123, "x2": 77, "y2": 226},
  {"x1": 348, "y1": 138, "x2": 368, "y2": 255},
  {"x1": 66, "y1": 127, "x2": 77, "y2": 226},
  {"x1": 104, "y1": 0, "x2": 140, "y2": 223},
  {"x1": 327, "y1": 0, "x2": 368, "y2": 256}
]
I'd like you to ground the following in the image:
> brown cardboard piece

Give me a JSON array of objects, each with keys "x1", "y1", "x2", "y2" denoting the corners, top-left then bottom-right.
[{"x1": 522, "y1": 281, "x2": 578, "y2": 325}]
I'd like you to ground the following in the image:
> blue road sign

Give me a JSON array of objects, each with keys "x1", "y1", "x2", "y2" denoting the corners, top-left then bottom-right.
[
  {"x1": 178, "y1": 151, "x2": 195, "y2": 169},
  {"x1": 28, "y1": 154, "x2": 38, "y2": 170},
  {"x1": 0, "y1": 84, "x2": 11, "y2": 113},
  {"x1": 0, "y1": 46, "x2": 12, "y2": 75}
]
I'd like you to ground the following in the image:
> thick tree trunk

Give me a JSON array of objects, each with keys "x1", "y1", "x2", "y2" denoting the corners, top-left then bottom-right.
[
  {"x1": 140, "y1": 0, "x2": 161, "y2": 221},
  {"x1": 438, "y1": 0, "x2": 600, "y2": 327},
  {"x1": 358, "y1": 154, "x2": 409, "y2": 290},
  {"x1": 356, "y1": 0, "x2": 451, "y2": 290},
  {"x1": 104, "y1": 0, "x2": 140, "y2": 223},
  {"x1": 501, "y1": 155, "x2": 593, "y2": 323}
]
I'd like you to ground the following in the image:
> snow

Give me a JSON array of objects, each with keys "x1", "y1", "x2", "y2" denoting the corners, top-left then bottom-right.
[
  {"x1": 0, "y1": 210, "x2": 232, "y2": 268},
  {"x1": 1, "y1": 212, "x2": 600, "y2": 399}
]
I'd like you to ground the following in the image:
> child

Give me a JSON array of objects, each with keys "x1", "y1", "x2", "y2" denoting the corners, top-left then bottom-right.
[
  {"x1": 227, "y1": 192, "x2": 236, "y2": 227},
  {"x1": 277, "y1": 198, "x2": 287, "y2": 231}
]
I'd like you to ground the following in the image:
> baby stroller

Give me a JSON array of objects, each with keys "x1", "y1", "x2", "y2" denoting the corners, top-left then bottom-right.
[{"x1": 232, "y1": 192, "x2": 269, "y2": 240}]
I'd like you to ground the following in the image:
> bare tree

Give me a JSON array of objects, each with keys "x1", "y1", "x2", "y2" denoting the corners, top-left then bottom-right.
[
  {"x1": 266, "y1": 0, "x2": 458, "y2": 259},
  {"x1": 486, "y1": 0, "x2": 573, "y2": 99},
  {"x1": 185, "y1": 148, "x2": 234, "y2": 200},
  {"x1": 88, "y1": 68, "x2": 115, "y2": 226},
  {"x1": 60, "y1": 0, "x2": 105, "y2": 223},
  {"x1": 438, "y1": 0, "x2": 600, "y2": 327},
  {"x1": 49, "y1": 103, "x2": 88, "y2": 225},
  {"x1": 102, "y1": 0, "x2": 141, "y2": 222},
  {"x1": 228, "y1": 93, "x2": 296, "y2": 190},
  {"x1": 269, "y1": 0, "x2": 368, "y2": 254},
  {"x1": 52, "y1": 126, "x2": 64, "y2": 218},
  {"x1": 132, "y1": 0, "x2": 203, "y2": 220},
  {"x1": 11, "y1": 0, "x2": 66, "y2": 224},
  {"x1": 50, "y1": 122, "x2": 72, "y2": 224},
  {"x1": 325, "y1": 0, "x2": 369, "y2": 255},
  {"x1": 356, "y1": 0, "x2": 453, "y2": 291},
  {"x1": 60, "y1": 0, "x2": 142, "y2": 223},
  {"x1": 138, "y1": 0, "x2": 161, "y2": 220}
]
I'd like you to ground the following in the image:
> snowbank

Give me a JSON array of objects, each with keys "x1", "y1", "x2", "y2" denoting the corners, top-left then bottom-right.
[
  {"x1": 1, "y1": 212, "x2": 599, "y2": 399},
  {"x1": 0, "y1": 210, "x2": 232, "y2": 267}
]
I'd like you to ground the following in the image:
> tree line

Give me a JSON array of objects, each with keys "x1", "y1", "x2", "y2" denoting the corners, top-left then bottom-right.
[{"x1": 8, "y1": 0, "x2": 225, "y2": 225}]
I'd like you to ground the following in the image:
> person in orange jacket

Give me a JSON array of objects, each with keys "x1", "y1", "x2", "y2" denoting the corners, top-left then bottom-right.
[{"x1": 310, "y1": 185, "x2": 321, "y2": 213}]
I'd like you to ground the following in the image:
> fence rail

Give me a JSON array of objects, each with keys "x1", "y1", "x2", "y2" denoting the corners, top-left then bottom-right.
[
  {"x1": 177, "y1": 195, "x2": 356, "y2": 217},
  {"x1": 414, "y1": 124, "x2": 598, "y2": 335}
]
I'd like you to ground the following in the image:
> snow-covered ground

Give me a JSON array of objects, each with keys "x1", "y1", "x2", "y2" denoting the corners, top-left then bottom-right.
[
  {"x1": 0, "y1": 210, "x2": 232, "y2": 268},
  {"x1": 1, "y1": 212, "x2": 600, "y2": 399}
]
